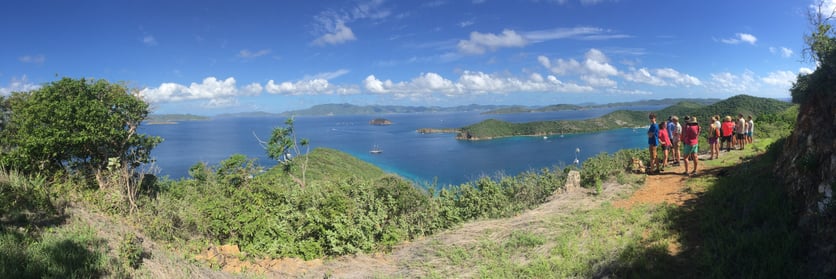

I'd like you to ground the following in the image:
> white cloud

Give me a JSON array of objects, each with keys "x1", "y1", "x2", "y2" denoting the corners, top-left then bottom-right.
[
  {"x1": 812, "y1": 0, "x2": 836, "y2": 17},
  {"x1": 265, "y1": 78, "x2": 359, "y2": 95},
  {"x1": 708, "y1": 70, "x2": 759, "y2": 93},
  {"x1": 769, "y1": 46, "x2": 793, "y2": 58},
  {"x1": 721, "y1": 33, "x2": 757, "y2": 45},
  {"x1": 0, "y1": 75, "x2": 41, "y2": 95},
  {"x1": 653, "y1": 68, "x2": 702, "y2": 86},
  {"x1": 143, "y1": 35, "x2": 158, "y2": 46},
  {"x1": 304, "y1": 69, "x2": 350, "y2": 80},
  {"x1": 457, "y1": 29, "x2": 527, "y2": 54},
  {"x1": 362, "y1": 71, "x2": 594, "y2": 98},
  {"x1": 459, "y1": 20, "x2": 474, "y2": 28},
  {"x1": 622, "y1": 68, "x2": 666, "y2": 86},
  {"x1": 761, "y1": 70, "x2": 797, "y2": 87},
  {"x1": 238, "y1": 49, "x2": 271, "y2": 58},
  {"x1": 18, "y1": 54, "x2": 45, "y2": 64},
  {"x1": 799, "y1": 67, "x2": 814, "y2": 75},
  {"x1": 139, "y1": 77, "x2": 259, "y2": 106},
  {"x1": 454, "y1": 26, "x2": 628, "y2": 55},
  {"x1": 313, "y1": 21, "x2": 357, "y2": 46},
  {"x1": 311, "y1": 0, "x2": 390, "y2": 46}
]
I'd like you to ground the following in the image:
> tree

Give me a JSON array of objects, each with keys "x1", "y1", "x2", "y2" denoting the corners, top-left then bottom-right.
[
  {"x1": 0, "y1": 78, "x2": 161, "y2": 192},
  {"x1": 257, "y1": 117, "x2": 310, "y2": 187}
]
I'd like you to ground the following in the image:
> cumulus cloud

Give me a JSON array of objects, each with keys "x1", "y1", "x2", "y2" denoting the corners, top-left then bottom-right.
[
  {"x1": 721, "y1": 33, "x2": 757, "y2": 45},
  {"x1": 799, "y1": 67, "x2": 814, "y2": 75},
  {"x1": 0, "y1": 75, "x2": 41, "y2": 95},
  {"x1": 265, "y1": 78, "x2": 359, "y2": 95},
  {"x1": 362, "y1": 71, "x2": 593, "y2": 98},
  {"x1": 761, "y1": 70, "x2": 797, "y2": 87},
  {"x1": 457, "y1": 29, "x2": 527, "y2": 54},
  {"x1": 539, "y1": 49, "x2": 619, "y2": 87},
  {"x1": 708, "y1": 70, "x2": 759, "y2": 93},
  {"x1": 238, "y1": 49, "x2": 271, "y2": 58},
  {"x1": 139, "y1": 77, "x2": 260, "y2": 107},
  {"x1": 18, "y1": 54, "x2": 46, "y2": 64},
  {"x1": 623, "y1": 67, "x2": 701, "y2": 87}
]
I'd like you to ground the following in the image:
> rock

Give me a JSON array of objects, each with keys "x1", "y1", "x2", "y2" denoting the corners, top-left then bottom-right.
[
  {"x1": 369, "y1": 118, "x2": 392, "y2": 125},
  {"x1": 564, "y1": 170, "x2": 581, "y2": 192}
]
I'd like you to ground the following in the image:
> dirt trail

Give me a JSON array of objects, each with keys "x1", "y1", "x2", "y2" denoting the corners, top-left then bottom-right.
[{"x1": 614, "y1": 154, "x2": 718, "y2": 209}]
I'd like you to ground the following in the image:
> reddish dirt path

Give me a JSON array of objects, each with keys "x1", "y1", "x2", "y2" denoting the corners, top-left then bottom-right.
[{"x1": 614, "y1": 156, "x2": 715, "y2": 209}]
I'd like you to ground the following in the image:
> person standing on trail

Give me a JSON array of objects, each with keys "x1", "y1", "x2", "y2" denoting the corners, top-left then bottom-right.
[
  {"x1": 721, "y1": 116, "x2": 734, "y2": 152},
  {"x1": 670, "y1": 116, "x2": 682, "y2": 165},
  {"x1": 708, "y1": 116, "x2": 720, "y2": 160},
  {"x1": 647, "y1": 113, "x2": 660, "y2": 173},
  {"x1": 747, "y1": 115, "x2": 754, "y2": 144},
  {"x1": 682, "y1": 116, "x2": 701, "y2": 176},
  {"x1": 737, "y1": 113, "x2": 747, "y2": 150},
  {"x1": 658, "y1": 120, "x2": 672, "y2": 171},
  {"x1": 667, "y1": 116, "x2": 676, "y2": 149}
]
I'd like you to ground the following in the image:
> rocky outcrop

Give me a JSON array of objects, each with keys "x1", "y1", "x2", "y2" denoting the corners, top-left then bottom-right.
[
  {"x1": 416, "y1": 128, "x2": 460, "y2": 134},
  {"x1": 369, "y1": 118, "x2": 392, "y2": 125},
  {"x1": 774, "y1": 91, "x2": 835, "y2": 276}
]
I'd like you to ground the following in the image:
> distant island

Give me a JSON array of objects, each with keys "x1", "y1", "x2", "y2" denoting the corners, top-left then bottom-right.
[
  {"x1": 145, "y1": 114, "x2": 210, "y2": 124},
  {"x1": 481, "y1": 98, "x2": 721, "y2": 114},
  {"x1": 369, "y1": 118, "x2": 392, "y2": 125},
  {"x1": 420, "y1": 95, "x2": 790, "y2": 141}
]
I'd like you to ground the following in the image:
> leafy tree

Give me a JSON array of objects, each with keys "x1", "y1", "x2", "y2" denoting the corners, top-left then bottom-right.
[
  {"x1": 258, "y1": 117, "x2": 310, "y2": 187},
  {"x1": 0, "y1": 78, "x2": 161, "y2": 192},
  {"x1": 793, "y1": 1, "x2": 836, "y2": 103}
]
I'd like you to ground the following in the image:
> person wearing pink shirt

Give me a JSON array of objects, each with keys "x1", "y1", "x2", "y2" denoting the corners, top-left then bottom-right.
[
  {"x1": 682, "y1": 116, "x2": 701, "y2": 176},
  {"x1": 658, "y1": 120, "x2": 672, "y2": 171}
]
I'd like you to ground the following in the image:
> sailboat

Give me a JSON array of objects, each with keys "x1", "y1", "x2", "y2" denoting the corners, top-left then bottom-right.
[{"x1": 370, "y1": 144, "x2": 383, "y2": 154}]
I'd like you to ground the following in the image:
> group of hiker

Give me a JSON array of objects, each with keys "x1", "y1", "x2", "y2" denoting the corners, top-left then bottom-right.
[{"x1": 646, "y1": 112, "x2": 754, "y2": 176}]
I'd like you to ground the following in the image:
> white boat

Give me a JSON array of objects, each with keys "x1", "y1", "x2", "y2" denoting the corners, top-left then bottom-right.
[{"x1": 370, "y1": 145, "x2": 383, "y2": 154}]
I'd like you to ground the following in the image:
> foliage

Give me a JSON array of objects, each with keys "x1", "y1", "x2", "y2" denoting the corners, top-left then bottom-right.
[
  {"x1": 118, "y1": 233, "x2": 143, "y2": 270},
  {"x1": 792, "y1": 6, "x2": 836, "y2": 103},
  {"x1": 580, "y1": 149, "x2": 647, "y2": 189},
  {"x1": 0, "y1": 78, "x2": 161, "y2": 191},
  {"x1": 262, "y1": 118, "x2": 310, "y2": 187},
  {"x1": 0, "y1": 169, "x2": 116, "y2": 278},
  {"x1": 135, "y1": 148, "x2": 567, "y2": 260}
]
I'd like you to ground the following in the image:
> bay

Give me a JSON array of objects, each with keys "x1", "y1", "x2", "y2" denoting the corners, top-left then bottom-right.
[{"x1": 140, "y1": 106, "x2": 662, "y2": 187}]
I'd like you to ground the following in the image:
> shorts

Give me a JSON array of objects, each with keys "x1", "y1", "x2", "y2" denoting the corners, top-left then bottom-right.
[
  {"x1": 661, "y1": 145, "x2": 670, "y2": 151},
  {"x1": 721, "y1": 136, "x2": 732, "y2": 142},
  {"x1": 708, "y1": 137, "x2": 717, "y2": 144},
  {"x1": 671, "y1": 139, "x2": 680, "y2": 147},
  {"x1": 747, "y1": 131, "x2": 752, "y2": 137},
  {"x1": 683, "y1": 144, "x2": 698, "y2": 156},
  {"x1": 736, "y1": 134, "x2": 746, "y2": 140}
]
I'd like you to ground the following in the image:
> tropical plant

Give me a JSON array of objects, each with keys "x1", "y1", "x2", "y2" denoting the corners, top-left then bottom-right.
[{"x1": 257, "y1": 117, "x2": 310, "y2": 187}]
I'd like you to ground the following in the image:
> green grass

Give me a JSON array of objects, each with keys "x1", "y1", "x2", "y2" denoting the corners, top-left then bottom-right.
[{"x1": 414, "y1": 135, "x2": 806, "y2": 278}]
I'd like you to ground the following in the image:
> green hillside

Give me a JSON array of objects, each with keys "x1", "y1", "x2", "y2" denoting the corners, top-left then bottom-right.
[
  {"x1": 262, "y1": 147, "x2": 388, "y2": 181},
  {"x1": 456, "y1": 95, "x2": 790, "y2": 140}
]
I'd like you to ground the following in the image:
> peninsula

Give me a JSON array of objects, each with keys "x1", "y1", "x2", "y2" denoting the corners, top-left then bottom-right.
[{"x1": 421, "y1": 95, "x2": 790, "y2": 141}]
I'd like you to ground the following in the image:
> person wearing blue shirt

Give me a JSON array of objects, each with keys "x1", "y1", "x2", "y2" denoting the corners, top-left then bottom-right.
[{"x1": 647, "y1": 112, "x2": 659, "y2": 173}]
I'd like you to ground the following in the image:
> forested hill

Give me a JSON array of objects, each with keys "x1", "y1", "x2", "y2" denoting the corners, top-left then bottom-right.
[
  {"x1": 454, "y1": 95, "x2": 791, "y2": 140},
  {"x1": 482, "y1": 98, "x2": 721, "y2": 114}
]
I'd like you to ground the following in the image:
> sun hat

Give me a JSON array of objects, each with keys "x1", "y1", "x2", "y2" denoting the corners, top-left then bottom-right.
[
  {"x1": 671, "y1": 115, "x2": 679, "y2": 121},
  {"x1": 688, "y1": 116, "x2": 698, "y2": 124}
]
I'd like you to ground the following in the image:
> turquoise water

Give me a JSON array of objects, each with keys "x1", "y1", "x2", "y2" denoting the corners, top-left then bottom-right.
[{"x1": 141, "y1": 106, "x2": 659, "y2": 187}]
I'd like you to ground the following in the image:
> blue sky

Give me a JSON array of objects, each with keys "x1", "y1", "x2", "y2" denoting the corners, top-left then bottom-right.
[{"x1": 0, "y1": 0, "x2": 827, "y2": 115}]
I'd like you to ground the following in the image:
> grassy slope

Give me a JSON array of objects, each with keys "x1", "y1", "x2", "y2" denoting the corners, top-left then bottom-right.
[
  {"x1": 459, "y1": 95, "x2": 791, "y2": 140},
  {"x1": 413, "y1": 137, "x2": 804, "y2": 278},
  {"x1": 263, "y1": 147, "x2": 388, "y2": 182}
]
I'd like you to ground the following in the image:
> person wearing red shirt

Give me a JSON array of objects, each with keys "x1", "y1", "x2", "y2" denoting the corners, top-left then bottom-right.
[
  {"x1": 720, "y1": 116, "x2": 734, "y2": 152},
  {"x1": 658, "y1": 120, "x2": 672, "y2": 171}
]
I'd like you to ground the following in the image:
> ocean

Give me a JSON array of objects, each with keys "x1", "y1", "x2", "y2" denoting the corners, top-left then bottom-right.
[{"x1": 140, "y1": 106, "x2": 662, "y2": 187}]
